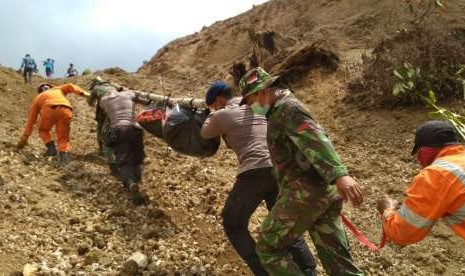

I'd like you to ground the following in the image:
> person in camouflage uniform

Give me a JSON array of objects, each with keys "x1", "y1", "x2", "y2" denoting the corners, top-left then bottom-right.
[
  {"x1": 87, "y1": 77, "x2": 122, "y2": 175},
  {"x1": 239, "y1": 67, "x2": 364, "y2": 276}
]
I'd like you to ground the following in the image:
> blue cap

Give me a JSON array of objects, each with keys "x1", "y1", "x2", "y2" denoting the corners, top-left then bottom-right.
[{"x1": 205, "y1": 81, "x2": 230, "y2": 106}]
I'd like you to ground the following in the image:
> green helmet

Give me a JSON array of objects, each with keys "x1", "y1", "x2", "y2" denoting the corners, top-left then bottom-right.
[{"x1": 239, "y1": 67, "x2": 279, "y2": 99}]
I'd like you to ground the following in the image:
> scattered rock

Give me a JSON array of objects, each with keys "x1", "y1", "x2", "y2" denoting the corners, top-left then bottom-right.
[
  {"x1": 100, "y1": 256, "x2": 113, "y2": 266},
  {"x1": 69, "y1": 254, "x2": 81, "y2": 267},
  {"x1": 93, "y1": 235, "x2": 107, "y2": 249},
  {"x1": 107, "y1": 207, "x2": 126, "y2": 217},
  {"x1": 94, "y1": 224, "x2": 112, "y2": 234},
  {"x1": 22, "y1": 263, "x2": 38, "y2": 276},
  {"x1": 47, "y1": 181, "x2": 62, "y2": 192},
  {"x1": 147, "y1": 208, "x2": 166, "y2": 219},
  {"x1": 120, "y1": 260, "x2": 139, "y2": 276},
  {"x1": 84, "y1": 249, "x2": 101, "y2": 265},
  {"x1": 2, "y1": 3, "x2": 465, "y2": 274},
  {"x1": 77, "y1": 242, "x2": 91, "y2": 255},
  {"x1": 128, "y1": 251, "x2": 148, "y2": 269},
  {"x1": 142, "y1": 226, "x2": 160, "y2": 239},
  {"x1": 69, "y1": 217, "x2": 80, "y2": 225},
  {"x1": 30, "y1": 199, "x2": 54, "y2": 217}
]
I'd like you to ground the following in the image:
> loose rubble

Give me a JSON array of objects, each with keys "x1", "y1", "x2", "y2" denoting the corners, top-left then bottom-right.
[{"x1": 2, "y1": 0, "x2": 465, "y2": 274}]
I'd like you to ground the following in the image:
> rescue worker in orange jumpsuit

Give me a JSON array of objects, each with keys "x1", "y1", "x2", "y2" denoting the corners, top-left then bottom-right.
[
  {"x1": 17, "y1": 83, "x2": 90, "y2": 163},
  {"x1": 377, "y1": 120, "x2": 465, "y2": 245}
]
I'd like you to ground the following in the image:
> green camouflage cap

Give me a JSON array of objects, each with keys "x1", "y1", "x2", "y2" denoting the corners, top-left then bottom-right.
[{"x1": 239, "y1": 67, "x2": 279, "y2": 102}]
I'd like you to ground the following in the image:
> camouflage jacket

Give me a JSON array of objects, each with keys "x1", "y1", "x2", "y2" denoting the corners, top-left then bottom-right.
[
  {"x1": 88, "y1": 83, "x2": 121, "y2": 107},
  {"x1": 267, "y1": 89, "x2": 348, "y2": 190}
]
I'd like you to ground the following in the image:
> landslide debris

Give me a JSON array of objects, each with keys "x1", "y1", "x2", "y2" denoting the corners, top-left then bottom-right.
[{"x1": 2, "y1": 0, "x2": 465, "y2": 275}]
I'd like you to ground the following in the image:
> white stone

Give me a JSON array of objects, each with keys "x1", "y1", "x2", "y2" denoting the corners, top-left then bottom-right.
[
  {"x1": 22, "y1": 263, "x2": 39, "y2": 276},
  {"x1": 128, "y1": 251, "x2": 148, "y2": 269}
]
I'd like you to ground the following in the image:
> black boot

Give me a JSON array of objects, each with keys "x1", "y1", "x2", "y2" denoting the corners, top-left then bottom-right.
[
  {"x1": 44, "y1": 142, "x2": 57, "y2": 156},
  {"x1": 58, "y1": 152, "x2": 69, "y2": 164},
  {"x1": 128, "y1": 181, "x2": 147, "y2": 206},
  {"x1": 109, "y1": 164, "x2": 119, "y2": 177}
]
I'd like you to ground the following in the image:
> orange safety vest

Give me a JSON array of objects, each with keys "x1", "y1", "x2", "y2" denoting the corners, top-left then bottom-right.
[{"x1": 383, "y1": 145, "x2": 465, "y2": 245}]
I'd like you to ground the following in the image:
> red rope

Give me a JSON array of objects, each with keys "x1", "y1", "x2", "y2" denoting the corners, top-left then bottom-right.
[{"x1": 341, "y1": 214, "x2": 387, "y2": 252}]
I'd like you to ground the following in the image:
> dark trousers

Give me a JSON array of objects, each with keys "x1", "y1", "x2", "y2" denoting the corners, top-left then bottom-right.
[
  {"x1": 96, "y1": 107, "x2": 105, "y2": 153},
  {"x1": 221, "y1": 167, "x2": 317, "y2": 276},
  {"x1": 23, "y1": 68, "x2": 33, "y2": 84},
  {"x1": 114, "y1": 125, "x2": 144, "y2": 186}
]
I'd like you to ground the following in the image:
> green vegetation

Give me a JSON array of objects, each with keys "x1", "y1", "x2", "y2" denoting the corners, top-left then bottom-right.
[
  {"x1": 393, "y1": 63, "x2": 465, "y2": 139},
  {"x1": 82, "y1": 68, "x2": 93, "y2": 76}
]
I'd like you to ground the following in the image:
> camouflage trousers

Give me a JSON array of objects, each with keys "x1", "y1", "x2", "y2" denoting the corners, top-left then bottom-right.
[
  {"x1": 97, "y1": 116, "x2": 116, "y2": 165},
  {"x1": 256, "y1": 178, "x2": 364, "y2": 276}
]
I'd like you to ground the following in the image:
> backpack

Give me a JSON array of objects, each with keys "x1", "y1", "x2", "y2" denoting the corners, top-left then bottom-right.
[{"x1": 24, "y1": 57, "x2": 36, "y2": 70}]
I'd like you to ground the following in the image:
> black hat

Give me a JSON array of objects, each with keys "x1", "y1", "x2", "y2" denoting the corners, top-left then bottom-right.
[{"x1": 411, "y1": 120, "x2": 460, "y2": 155}]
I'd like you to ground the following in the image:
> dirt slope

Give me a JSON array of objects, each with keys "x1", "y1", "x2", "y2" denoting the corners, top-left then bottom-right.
[
  {"x1": 138, "y1": 0, "x2": 465, "y2": 93},
  {"x1": 0, "y1": 69, "x2": 247, "y2": 275},
  {"x1": 1, "y1": 0, "x2": 465, "y2": 275}
]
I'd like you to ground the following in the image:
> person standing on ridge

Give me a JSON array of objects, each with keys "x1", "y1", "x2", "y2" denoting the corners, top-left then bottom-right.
[
  {"x1": 43, "y1": 58, "x2": 55, "y2": 79},
  {"x1": 377, "y1": 120, "x2": 465, "y2": 245},
  {"x1": 240, "y1": 67, "x2": 364, "y2": 275},
  {"x1": 67, "y1": 63, "x2": 79, "y2": 77},
  {"x1": 200, "y1": 81, "x2": 317, "y2": 276},
  {"x1": 17, "y1": 83, "x2": 90, "y2": 163},
  {"x1": 19, "y1": 54, "x2": 37, "y2": 84}
]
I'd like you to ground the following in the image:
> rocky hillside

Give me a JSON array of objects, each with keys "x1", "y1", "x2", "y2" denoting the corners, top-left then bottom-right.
[
  {"x1": 1, "y1": 0, "x2": 465, "y2": 275},
  {"x1": 138, "y1": 0, "x2": 465, "y2": 94}
]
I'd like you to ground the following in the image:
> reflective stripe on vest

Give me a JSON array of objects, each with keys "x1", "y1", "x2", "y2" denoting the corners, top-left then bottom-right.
[
  {"x1": 432, "y1": 160, "x2": 465, "y2": 188},
  {"x1": 398, "y1": 205, "x2": 436, "y2": 230},
  {"x1": 432, "y1": 159, "x2": 465, "y2": 226},
  {"x1": 444, "y1": 204, "x2": 465, "y2": 226}
]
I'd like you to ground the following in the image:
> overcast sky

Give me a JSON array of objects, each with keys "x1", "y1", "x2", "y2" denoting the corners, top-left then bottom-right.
[{"x1": 0, "y1": 0, "x2": 268, "y2": 77}]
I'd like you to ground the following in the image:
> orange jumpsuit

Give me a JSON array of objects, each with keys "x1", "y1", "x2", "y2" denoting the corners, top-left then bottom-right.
[
  {"x1": 22, "y1": 84, "x2": 86, "y2": 152},
  {"x1": 383, "y1": 145, "x2": 465, "y2": 245}
]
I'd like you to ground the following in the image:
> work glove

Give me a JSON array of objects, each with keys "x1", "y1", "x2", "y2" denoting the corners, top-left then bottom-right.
[
  {"x1": 17, "y1": 135, "x2": 28, "y2": 149},
  {"x1": 82, "y1": 91, "x2": 91, "y2": 98},
  {"x1": 376, "y1": 194, "x2": 399, "y2": 214}
]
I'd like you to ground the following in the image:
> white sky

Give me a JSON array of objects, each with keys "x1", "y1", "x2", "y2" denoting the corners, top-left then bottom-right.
[{"x1": 0, "y1": 0, "x2": 268, "y2": 76}]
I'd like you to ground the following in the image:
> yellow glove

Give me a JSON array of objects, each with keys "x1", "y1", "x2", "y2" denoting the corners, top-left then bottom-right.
[
  {"x1": 82, "y1": 91, "x2": 91, "y2": 98},
  {"x1": 17, "y1": 135, "x2": 28, "y2": 149}
]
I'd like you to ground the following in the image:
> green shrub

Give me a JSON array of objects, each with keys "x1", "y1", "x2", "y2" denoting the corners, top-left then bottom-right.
[
  {"x1": 82, "y1": 68, "x2": 93, "y2": 76},
  {"x1": 346, "y1": 27, "x2": 465, "y2": 107},
  {"x1": 392, "y1": 63, "x2": 465, "y2": 140}
]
